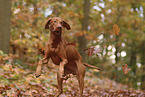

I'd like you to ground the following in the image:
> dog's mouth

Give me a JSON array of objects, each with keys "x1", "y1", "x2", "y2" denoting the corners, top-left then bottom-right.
[
  {"x1": 53, "y1": 27, "x2": 62, "y2": 36},
  {"x1": 53, "y1": 30, "x2": 61, "y2": 36},
  {"x1": 55, "y1": 31, "x2": 61, "y2": 35}
]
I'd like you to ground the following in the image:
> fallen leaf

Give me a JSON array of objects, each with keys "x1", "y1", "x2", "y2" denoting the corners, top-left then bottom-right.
[
  {"x1": 113, "y1": 24, "x2": 120, "y2": 35},
  {"x1": 0, "y1": 58, "x2": 4, "y2": 65},
  {"x1": 113, "y1": 75, "x2": 119, "y2": 79},
  {"x1": 84, "y1": 47, "x2": 95, "y2": 56},
  {"x1": 122, "y1": 64, "x2": 131, "y2": 75}
]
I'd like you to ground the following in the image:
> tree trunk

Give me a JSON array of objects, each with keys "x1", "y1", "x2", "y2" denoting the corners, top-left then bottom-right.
[
  {"x1": 129, "y1": 44, "x2": 137, "y2": 74},
  {"x1": 0, "y1": 0, "x2": 11, "y2": 54},
  {"x1": 115, "y1": 5, "x2": 121, "y2": 63},
  {"x1": 78, "y1": 0, "x2": 90, "y2": 60},
  {"x1": 32, "y1": 1, "x2": 38, "y2": 26},
  {"x1": 115, "y1": 35, "x2": 119, "y2": 63},
  {"x1": 52, "y1": 0, "x2": 62, "y2": 17},
  {"x1": 141, "y1": 6, "x2": 145, "y2": 90},
  {"x1": 140, "y1": 41, "x2": 145, "y2": 89}
]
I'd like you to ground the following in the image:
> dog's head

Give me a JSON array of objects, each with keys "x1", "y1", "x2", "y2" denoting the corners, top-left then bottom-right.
[{"x1": 45, "y1": 17, "x2": 71, "y2": 36}]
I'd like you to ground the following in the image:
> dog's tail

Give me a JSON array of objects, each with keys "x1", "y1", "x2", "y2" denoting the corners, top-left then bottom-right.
[{"x1": 83, "y1": 63, "x2": 101, "y2": 70}]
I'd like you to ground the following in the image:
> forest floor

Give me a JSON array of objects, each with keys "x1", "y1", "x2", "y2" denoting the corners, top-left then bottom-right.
[{"x1": 0, "y1": 54, "x2": 145, "y2": 97}]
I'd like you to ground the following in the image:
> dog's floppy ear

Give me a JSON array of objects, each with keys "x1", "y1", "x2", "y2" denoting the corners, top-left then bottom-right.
[
  {"x1": 62, "y1": 20, "x2": 71, "y2": 30},
  {"x1": 45, "y1": 18, "x2": 52, "y2": 29}
]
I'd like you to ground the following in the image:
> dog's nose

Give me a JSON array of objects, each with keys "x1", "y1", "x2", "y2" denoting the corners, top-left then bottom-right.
[
  {"x1": 55, "y1": 26, "x2": 62, "y2": 31},
  {"x1": 58, "y1": 26, "x2": 62, "y2": 29}
]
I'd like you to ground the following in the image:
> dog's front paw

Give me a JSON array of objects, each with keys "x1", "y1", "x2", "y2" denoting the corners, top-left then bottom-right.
[
  {"x1": 59, "y1": 73, "x2": 65, "y2": 79},
  {"x1": 62, "y1": 75, "x2": 69, "y2": 80},
  {"x1": 35, "y1": 71, "x2": 41, "y2": 78},
  {"x1": 61, "y1": 75, "x2": 66, "y2": 79},
  {"x1": 35, "y1": 65, "x2": 42, "y2": 78},
  {"x1": 35, "y1": 74, "x2": 41, "y2": 78}
]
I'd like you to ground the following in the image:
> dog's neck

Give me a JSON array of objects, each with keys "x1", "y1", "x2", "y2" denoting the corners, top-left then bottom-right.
[{"x1": 50, "y1": 31, "x2": 62, "y2": 48}]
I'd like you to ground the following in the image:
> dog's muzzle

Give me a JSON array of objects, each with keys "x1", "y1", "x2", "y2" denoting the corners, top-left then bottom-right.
[{"x1": 54, "y1": 27, "x2": 62, "y2": 36}]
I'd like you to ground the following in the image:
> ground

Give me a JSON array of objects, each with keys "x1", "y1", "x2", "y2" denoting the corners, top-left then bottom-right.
[{"x1": 0, "y1": 55, "x2": 145, "y2": 97}]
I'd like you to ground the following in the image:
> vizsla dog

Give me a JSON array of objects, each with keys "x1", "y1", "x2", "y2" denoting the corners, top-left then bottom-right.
[{"x1": 35, "y1": 17, "x2": 101, "y2": 97}]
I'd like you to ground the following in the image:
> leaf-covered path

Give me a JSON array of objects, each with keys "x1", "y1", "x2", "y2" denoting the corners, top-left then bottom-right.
[{"x1": 0, "y1": 62, "x2": 145, "y2": 97}]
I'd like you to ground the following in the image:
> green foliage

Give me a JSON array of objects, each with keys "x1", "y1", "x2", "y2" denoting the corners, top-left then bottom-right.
[{"x1": 0, "y1": 50, "x2": 7, "y2": 56}]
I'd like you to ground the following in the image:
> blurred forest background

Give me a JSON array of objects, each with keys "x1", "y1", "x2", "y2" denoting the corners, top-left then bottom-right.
[{"x1": 0, "y1": 0, "x2": 145, "y2": 96}]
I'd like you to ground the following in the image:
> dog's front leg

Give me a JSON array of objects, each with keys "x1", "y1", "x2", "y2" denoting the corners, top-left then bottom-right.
[
  {"x1": 36, "y1": 57, "x2": 49, "y2": 78},
  {"x1": 58, "y1": 49, "x2": 68, "y2": 78},
  {"x1": 36, "y1": 43, "x2": 51, "y2": 78},
  {"x1": 59, "y1": 59, "x2": 68, "y2": 78}
]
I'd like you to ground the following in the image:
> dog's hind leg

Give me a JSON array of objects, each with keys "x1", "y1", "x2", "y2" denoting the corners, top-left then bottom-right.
[
  {"x1": 55, "y1": 72, "x2": 64, "y2": 97},
  {"x1": 76, "y1": 60, "x2": 85, "y2": 97}
]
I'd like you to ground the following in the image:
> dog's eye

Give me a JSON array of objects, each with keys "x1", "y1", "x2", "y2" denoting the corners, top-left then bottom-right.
[
  {"x1": 54, "y1": 21, "x2": 56, "y2": 23},
  {"x1": 60, "y1": 22, "x2": 63, "y2": 24}
]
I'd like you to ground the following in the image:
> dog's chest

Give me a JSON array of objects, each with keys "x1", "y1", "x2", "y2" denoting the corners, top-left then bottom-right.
[
  {"x1": 49, "y1": 46, "x2": 62, "y2": 65},
  {"x1": 50, "y1": 46, "x2": 59, "y2": 54}
]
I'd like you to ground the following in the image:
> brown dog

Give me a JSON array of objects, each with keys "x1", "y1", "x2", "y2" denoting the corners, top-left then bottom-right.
[{"x1": 35, "y1": 17, "x2": 101, "y2": 97}]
